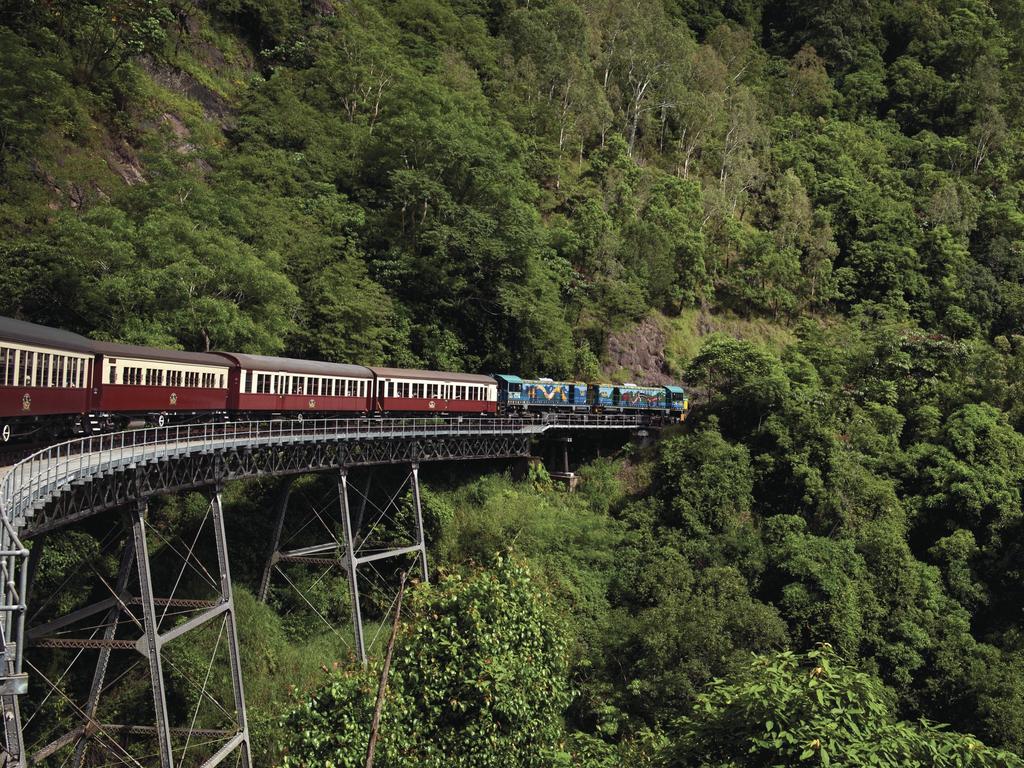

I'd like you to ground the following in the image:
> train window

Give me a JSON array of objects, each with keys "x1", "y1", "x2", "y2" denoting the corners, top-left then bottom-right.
[
  {"x1": 66, "y1": 358, "x2": 75, "y2": 387},
  {"x1": 0, "y1": 348, "x2": 11, "y2": 386},
  {"x1": 291, "y1": 376, "x2": 303, "y2": 395},
  {"x1": 386, "y1": 382, "x2": 394, "y2": 398},
  {"x1": 18, "y1": 351, "x2": 30, "y2": 387},
  {"x1": 36, "y1": 354, "x2": 48, "y2": 387},
  {"x1": 157, "y1": 370, "x2": 164, "y2": 386}
]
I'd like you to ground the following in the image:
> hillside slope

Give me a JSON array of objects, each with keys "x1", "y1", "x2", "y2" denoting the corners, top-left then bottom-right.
[{"x1": 8, "y1": 0, "x2": 1024, "y2": 763}]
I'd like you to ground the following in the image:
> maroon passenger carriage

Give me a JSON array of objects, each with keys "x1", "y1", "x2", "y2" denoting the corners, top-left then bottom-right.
[
  {"x1": 368, "y1": 367, "x2": 497, "y2": 415},
  {"x1": 0, "y1": 317, "x2": 95, "y2": 441},
  {"x1": 91, "y1": 341, "x2": 231, "y2": 429},
  {"x1": 214, "y1": 353, "x2": 373, "y2": 417}
]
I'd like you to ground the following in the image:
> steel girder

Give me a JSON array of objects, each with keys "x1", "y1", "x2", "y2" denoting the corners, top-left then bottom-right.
[{"x1": 25, "y1": 434, "x2": 532, "y2": 538}]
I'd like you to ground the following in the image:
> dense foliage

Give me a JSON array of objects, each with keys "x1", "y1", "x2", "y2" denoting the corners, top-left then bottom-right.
[
  {"x1": 9, "y1": 0, "x2": 1024, "y2": 763},
  {"x1": 281, "y1": 557, "x2": 571, "y2": 767},
  {"x1": 664, "y1": 645, "x2": 1022, "y2": 767}
]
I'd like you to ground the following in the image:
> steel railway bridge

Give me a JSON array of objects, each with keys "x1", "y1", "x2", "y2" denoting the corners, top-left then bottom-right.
[{"x1": 0, "y1": 413, "x2": 651, "y2": 767}]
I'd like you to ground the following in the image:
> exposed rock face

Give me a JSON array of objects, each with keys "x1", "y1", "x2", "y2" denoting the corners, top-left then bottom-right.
[
  {"x1": 602, "y1": 316, "x2": 673, "y2": 385},
  {"x1": 105, "y1": 137, "x2": 146, "y2": 186}
]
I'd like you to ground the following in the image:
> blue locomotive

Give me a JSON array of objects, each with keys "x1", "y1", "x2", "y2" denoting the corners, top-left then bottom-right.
[{"x1": 493, "y1": 374, "x2": 688, "y2": 420}]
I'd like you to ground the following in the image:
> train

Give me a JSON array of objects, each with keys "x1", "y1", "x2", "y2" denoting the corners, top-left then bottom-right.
[{"x1": 0, "y1": 316, "x2": 687, "y2": 443}]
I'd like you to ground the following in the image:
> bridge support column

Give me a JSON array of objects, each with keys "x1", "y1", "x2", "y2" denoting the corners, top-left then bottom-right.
[
  {"x1": 131, "y1": 501, "x2": 175, "y2": 768},
  {"x1": 339, "y1": 470, "x2": 366, "y2": 665},
  {"x1": 544, "y1": 437, "x2": 578, "y2": 491},
  {"x1": 339, "y1": 464, "x2": 430, "y2": 667},
  {"x1": 258, "y1": 477, "x2": 295, "y2": 602},
  {"x1": 131, "y1": 493, "x2": 252, "y2": 768},
  {"x1": 411, "y1": 464, "x2": 429, "y2": 585},
  {"x1": 210, "y1": 488, "x2": 253, "y2": 768}
]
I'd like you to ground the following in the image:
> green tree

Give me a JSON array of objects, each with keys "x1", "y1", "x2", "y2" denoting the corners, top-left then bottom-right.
[
  {"x1": 662, "y1": 645, "x2": 1023, "y2": 768},
  {"x1": 282, "y1": 557, "x2": 571, "y2": 768}
]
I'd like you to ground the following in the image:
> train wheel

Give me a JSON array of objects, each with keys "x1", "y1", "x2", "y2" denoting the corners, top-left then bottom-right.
[
  {"x1": 1, "y1": 424, "x2": 9, "y2": 443},
  {"x1": 157, "y1": 414, "x2": 166, "y2": 428}
]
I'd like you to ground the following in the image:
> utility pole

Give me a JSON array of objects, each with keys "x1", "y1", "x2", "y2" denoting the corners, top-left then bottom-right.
[{"x1": 365, "y1": 571, "x2": 408, "y2": 768}]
